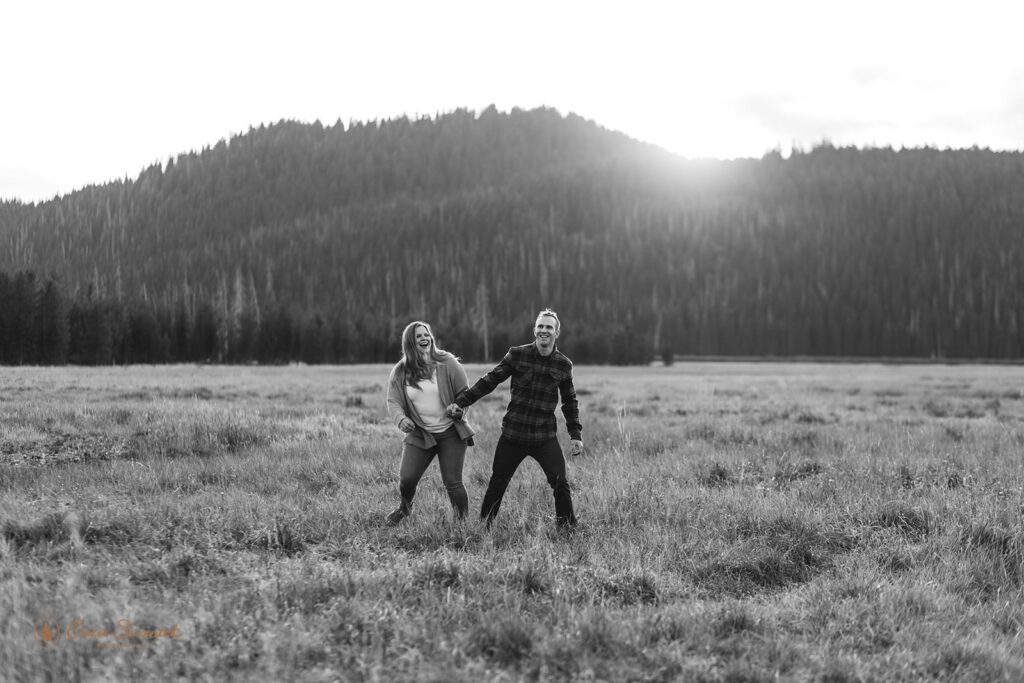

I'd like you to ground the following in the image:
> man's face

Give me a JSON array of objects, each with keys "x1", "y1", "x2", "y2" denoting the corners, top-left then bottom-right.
[{"x1": 534, "y1": 315, "x2": 559, "y2": 350}]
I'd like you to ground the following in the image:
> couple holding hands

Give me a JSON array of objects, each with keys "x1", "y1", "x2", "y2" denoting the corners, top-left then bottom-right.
[{"x1": 385, "y1": 309, "x2": 583, "y2": 529}]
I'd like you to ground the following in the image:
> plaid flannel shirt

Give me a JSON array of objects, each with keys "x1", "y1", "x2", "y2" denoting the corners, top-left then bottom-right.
[{"x1": 456, "y1": 343, "x2": 581, "y2": 445}]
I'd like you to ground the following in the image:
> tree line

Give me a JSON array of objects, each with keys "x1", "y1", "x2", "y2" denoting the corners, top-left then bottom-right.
[
  {"x1": 2, "y1": 108, "x2": 1023, "y2": 364},
  {"x1": 0, "y1": 264, "x2": 655, "y2": 366},
  {"x1": 0, "y1": 269, "x2": 358, "y2": 366}
]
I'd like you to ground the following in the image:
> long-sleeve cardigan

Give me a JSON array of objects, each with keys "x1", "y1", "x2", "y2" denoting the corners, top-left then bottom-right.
[{"x1": 386, "y1": 354, "x2": 476, "y2": 448}]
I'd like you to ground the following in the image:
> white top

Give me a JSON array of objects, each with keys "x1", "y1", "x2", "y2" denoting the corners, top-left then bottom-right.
[{"x1": 405, "y1": 374, "x2": 454, "y2": 434}]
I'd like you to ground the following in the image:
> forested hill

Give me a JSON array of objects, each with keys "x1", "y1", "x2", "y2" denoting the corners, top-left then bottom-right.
[{"x1": 1, "y1": 106, "x2": 1023, "y2": 365}]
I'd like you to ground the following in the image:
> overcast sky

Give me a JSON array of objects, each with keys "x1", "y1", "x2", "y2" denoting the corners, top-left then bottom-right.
[{"x1": 3, "y1": 0, "x2": 1022, "y2": 203}]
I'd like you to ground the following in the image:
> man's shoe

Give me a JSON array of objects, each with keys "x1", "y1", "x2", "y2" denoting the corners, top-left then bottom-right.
[{"x1": 385, "y1": 508, "x2": 408, "y2": 526}]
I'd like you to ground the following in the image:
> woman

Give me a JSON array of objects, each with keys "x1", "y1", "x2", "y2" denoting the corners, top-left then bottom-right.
[{"x1": 385, "y1": 321, "x2": 475, "y2": 525}]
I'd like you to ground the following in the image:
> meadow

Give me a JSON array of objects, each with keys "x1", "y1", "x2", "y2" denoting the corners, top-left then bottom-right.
[{"x1": 2, "y1": 362, "x2": 1024, "y2": 682}]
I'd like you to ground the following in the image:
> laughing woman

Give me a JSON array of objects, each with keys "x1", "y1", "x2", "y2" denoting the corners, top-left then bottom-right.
[{"x1": 384, "y1": 321, "x2": 475, "y2": 525}]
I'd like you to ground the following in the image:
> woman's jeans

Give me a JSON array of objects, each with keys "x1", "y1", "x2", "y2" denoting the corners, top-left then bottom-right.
[
  {"x1": 480, "y1": 435, "x2": 576, "y2": 527},
  {"x1": 398, "y1": 426, "x2": 468, "y2": 518}
]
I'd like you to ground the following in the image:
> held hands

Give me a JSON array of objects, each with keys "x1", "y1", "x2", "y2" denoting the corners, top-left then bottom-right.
[
  {"x1": 398, "y1": 417, "x2": 415, "y2": 434},
  {"x1": 445, "y1": 403, "x2": 464, "y2": 419},
  {"x1": 569, "y1": 439, "x2": 584, "y2": 457}
]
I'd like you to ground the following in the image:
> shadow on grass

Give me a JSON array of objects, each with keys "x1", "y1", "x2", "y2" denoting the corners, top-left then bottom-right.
[{"x1": 694, "y1": 514, "x2": 857, "y2": 598}]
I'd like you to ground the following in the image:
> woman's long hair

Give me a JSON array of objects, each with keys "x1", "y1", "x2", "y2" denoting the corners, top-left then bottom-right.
[{"x1": 400, "y1": 321, "x2": 450, "y2": 388}]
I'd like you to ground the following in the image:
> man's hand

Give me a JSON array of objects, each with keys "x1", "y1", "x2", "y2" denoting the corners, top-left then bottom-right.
[
  {"x1": 569, "y1": 439, "x2": 584, "y2": 457},
  {"x1": 398, "y1": 417, "x2": 415, "y2": 433},
  {"x1": 445, "y1": 403, "x2": 464, "y2": 419}
]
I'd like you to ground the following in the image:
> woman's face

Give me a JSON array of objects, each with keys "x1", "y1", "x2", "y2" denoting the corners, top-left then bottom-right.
[{"x1": 414, "y1": 325, "x2": 433, "y2": 353}]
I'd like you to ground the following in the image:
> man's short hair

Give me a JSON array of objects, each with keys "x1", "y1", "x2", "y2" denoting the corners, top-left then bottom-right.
[{"x1": 536, "y1": 308, "x2": 560, "y2": 333}]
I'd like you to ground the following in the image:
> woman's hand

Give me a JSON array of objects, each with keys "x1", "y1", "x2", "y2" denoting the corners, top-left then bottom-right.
[{"x1": 398, "y1": 417, "x2": 415, "y2": 433}]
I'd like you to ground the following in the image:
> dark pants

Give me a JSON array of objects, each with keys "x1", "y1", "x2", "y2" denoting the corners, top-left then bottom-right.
[
  {"x1": 480, "y1": 435, "x2": 576, "y2": 527},
  {"x1": 398, "y1": 427, "x2": 468, "y2": 518}
]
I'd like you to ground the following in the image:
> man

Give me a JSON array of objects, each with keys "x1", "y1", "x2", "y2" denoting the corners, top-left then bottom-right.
[{"x1": 447, "y1": 308, "x2": 583, "y2": 528}]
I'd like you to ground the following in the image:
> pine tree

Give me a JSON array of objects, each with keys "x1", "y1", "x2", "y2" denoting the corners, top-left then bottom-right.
[
  {"x1": 12, "y1": 271, "x2": 39, "y2": 364},
  {"x1": 36, "y1": 277, "x2": 69, "y2": 364}
]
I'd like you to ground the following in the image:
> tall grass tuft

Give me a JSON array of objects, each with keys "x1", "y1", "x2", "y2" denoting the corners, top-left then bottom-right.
[{"x1": 466, "y1": 616, "x2": 534, "y2": 666}]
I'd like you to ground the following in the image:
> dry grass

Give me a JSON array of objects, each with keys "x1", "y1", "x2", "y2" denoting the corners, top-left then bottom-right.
[{"x1": 2, "y1": 362, "x2": 1024, "y2": 681}]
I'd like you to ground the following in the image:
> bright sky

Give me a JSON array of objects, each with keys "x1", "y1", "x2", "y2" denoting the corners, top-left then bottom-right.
[{"x1": 3, "y1": 0, "x2": 1022, "y2": 203}]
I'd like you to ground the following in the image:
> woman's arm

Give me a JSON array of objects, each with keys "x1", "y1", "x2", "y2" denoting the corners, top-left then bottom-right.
[
  {"x1": 445, "y1": 357, "x2": 471, "y2": 421},
  {"x1": 448, "y1": 356, "x2": 469, "y2": 394},
  {"x1": 385, "y1": 364, "x2": 410, "y2": 428}
]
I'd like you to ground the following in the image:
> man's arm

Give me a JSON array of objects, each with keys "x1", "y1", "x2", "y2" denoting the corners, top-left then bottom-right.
[
  {"x1": 451, "y1": 350, "x2": 515, "y2": 410},
  {"x1": 559, "y1": 373, "x2": 582, "y2": 442}
]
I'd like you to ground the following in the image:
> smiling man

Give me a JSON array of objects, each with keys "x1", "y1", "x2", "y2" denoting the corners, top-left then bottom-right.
[{"x1": 447, "y1": 308, "x2": 583, "y2": 528}]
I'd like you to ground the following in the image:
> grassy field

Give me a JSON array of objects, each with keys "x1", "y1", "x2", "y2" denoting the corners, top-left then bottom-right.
[{"x1": 3, "y1": 362, "x2": 1024, "y2": 681}]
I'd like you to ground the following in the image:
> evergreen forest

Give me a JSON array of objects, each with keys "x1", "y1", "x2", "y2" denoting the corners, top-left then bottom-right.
[{"x1": 1, "y1": 106, "x2": 1022, "y2": 365}]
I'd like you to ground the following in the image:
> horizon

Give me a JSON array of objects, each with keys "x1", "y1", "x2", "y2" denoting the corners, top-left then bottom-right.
[
  {"x1": 3, "y1": 107, "x2": 1019, "y2": 207},
  {"x1": 3, "y1": 0, "x2": 1023, "y2": 203}
]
